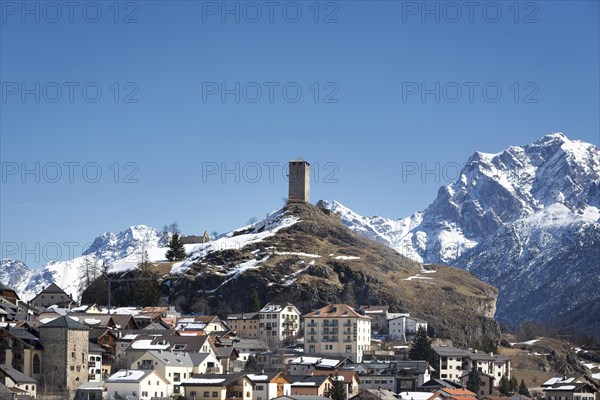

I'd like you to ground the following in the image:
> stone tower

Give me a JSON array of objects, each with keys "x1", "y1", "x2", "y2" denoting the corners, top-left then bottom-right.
[
  {"x1": 288, "y1": 157, "x2": 310, "y2": 203},
  {"x1": 39, "y1": 316, "x2": 89, "y2": 394}
]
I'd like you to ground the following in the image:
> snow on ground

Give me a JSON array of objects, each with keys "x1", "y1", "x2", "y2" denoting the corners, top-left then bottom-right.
[
  {"x1": 334, "y1": 255, "x2": 360, "y2": 260},
  {"x1": 282, "y1": 260, "x2": 315, "y2": 286},
  {"x1": 172, "y1": 209, "x2": 300, "y2": 275},
  {"x1": 510, "y1": 339, "x2": 540, "y2": 346},
  {"x1": 403, "y1": 275, "x2": 434, "y2": 281},
  {"x1": 274, "y1": 251, "x2": 320, "y2": 258},
  {"x1": 201, "y1": 256, "x2": 270, "y2": 293}
]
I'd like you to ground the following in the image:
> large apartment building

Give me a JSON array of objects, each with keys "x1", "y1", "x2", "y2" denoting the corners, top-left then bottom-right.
[
  {"x1": 258, "y1": 303, "x2": 301, "y2": 344},
  {"x1": 303, "y1": 304, "x2": 371, "y2": 363}
]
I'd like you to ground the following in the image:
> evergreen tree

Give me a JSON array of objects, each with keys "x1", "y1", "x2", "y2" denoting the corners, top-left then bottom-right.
[
  {"x1": 509, "y1": 376, "x2": 519, "y2": 394},
  {"x1": 250, "y1": 288, "x2": 261, "y2": 312},
  {"x1": 408, "y1": 326, "x2": 438, "y2": 367},
  {"x1": 466, "y1": 368, "x2": 481, "y2": 395},
  {"x1": 518, "y1": 379, "x2": 530, "y2": 396},
  {"x1": 329, "y1": 375, "x2": 347, "y2": 400},
  {"x1": 244, "y1": 355, "x2": 260, "y2": 372},
  {"x1": 166, "y1": 233, "x2": 186, "y2": 261},
  {"x1": 499, "y1": 375, "x2": 511, "y2": 396}
]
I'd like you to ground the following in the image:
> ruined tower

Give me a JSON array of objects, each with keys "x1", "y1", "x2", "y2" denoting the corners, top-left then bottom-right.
[{"x1": 288, "y1": 158, "x2": 310, "y2": 203}]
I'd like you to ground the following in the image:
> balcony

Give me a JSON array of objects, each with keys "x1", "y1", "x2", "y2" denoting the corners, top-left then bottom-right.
[{"x1": 306, "y1": 322, "x2": 317, "y2": 327}]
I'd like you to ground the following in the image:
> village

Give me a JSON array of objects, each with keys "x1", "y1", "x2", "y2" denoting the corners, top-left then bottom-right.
[
  {"x1": 0, "y1": 280, "x2": 597, "y2": 400},
  {"x1": 0, "y1": 159, "x2": 598, "y2": 400}
]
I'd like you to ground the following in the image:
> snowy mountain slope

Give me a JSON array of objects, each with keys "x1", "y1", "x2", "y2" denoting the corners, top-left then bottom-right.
[
  {"x1": 0, "y1": 211, "x2": 300, "y2": 302},
  {"x1": 1, "y1": 225, "x2": 170, "y2": 301},
  {"x1": 324, "y1": 133, "x2": 600, "y2": 333},
  {"x1": 455, "y1": 204, "x2": 600, "y2": 328},
  {"x1": 326, "y1": 133, "x2": 599, "y2": 264}
]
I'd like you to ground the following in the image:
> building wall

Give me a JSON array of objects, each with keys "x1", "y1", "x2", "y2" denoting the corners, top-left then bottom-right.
[
  {"x1": 228, "y1": 318, "x2": 259, "y2": 338},
  {"x1": 31, "y1": 292, "x2": 72, "y2": 308},
  {"x1": 259, "y1": 307, "x2": 300, "y2": 343},
  {"x1": 183, "y1": 386, "x2": 226, "y2": 400},
  {"x1": 288, "y1": 161, "x2": 310, "y2": 203},
  {"x1": 304, "y1": 316, "x2": 371, "y2": 362},
  {"x1": 40, "y1": 327, "x2": 89, "y2": 392}
]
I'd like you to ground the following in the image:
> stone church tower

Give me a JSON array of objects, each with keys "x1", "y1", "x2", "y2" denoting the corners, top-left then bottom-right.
[
  {"x1": 39, "y1": 316, "x2": 89, "y2": 394},
  {"x1": 288, "y1": 158, "x2": 310, "y2": 203}
]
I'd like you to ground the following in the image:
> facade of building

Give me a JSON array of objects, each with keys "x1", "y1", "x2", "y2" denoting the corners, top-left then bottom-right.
[
  {"x1": 0, "y1": 364, "x2": 39, "y2": 398},
  {"x1": 106, "y1": 369, "x2": 170, "y2": 400},
  {"x1": 259, "y1": 304, "x2": 301, "y2": 344},
  {"x1": 38, "y1": 316, "x2": 90, "y2": 393},
  {"x1": 433, "y1": 346, "x2": 511, "y2": 388},
  {"x1": 30, "y1": 283, "x2": 75, "y2": 308},
  {"x1": 304, "y1": 304, "x2": 371, "y2": 363},
  {"x1": 227, "y1": 313, "x2": 260, "y2": 338},
  {"x1": 248, "y1": 372, "x2": 292, "y2": 400},
  {"x1": 181, "y1": 374, "x2": 253, "y2": 400},
  {"x1": 288, "y1": 158, "x2": 310, "y2": 203},
  {"x1": 388, "y1": 315, "x2": 428, "y2": 342}
]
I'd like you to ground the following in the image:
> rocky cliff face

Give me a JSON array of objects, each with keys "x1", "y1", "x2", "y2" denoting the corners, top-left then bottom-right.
[{"x1": 169, "y1": 202, "x2": 501, "y2": 348}]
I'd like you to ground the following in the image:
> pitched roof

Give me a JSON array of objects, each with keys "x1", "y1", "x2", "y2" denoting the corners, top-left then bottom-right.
[
  {"x1": 141, "y1": 350, "x2": 194, "y2": 367},
  {"x1": 247, "y1": 372, "x2": 290, "y2": 383},
  {"x1": 304, "y1": 304, "x2": 369, "y2": 319},
  {"x1": 359, "y1": 305, "x2": 390, "y2": 313},
  {"x1": 290, "y1": 157, "x2": 310, "y2": 164},
  {"x1": 0, "y1": 364, "x2": 39, "y2": 384},
  {"x1": 311, "y1": 370, "x2": 360, "y2": 383},
  {"x1": 106, "y1": 369, "x2": 164, "y2": 384},
  {"x1": 181, "y1": 373, "x2": 247, "y2": 387},
  {"x1": 289, "y1": 375, "x2": 331, "y2": 386},
  {"x1": 39, "y1": 316, "x2": 89, "y2": 330},
  {"x1": 39, "y1": 283, "x2": 70, "y2": 295}
]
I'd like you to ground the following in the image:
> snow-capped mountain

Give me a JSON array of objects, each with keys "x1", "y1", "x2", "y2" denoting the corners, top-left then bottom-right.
[
  {"x1": 326, "y1": 133, "x2": 599, "y2": 264},
  {"x1": 324, "y1": 133, "x2": 600, "y2": 331},
  {"x1": 1, "y1": 225, "x2": 167, "y2": 301}
]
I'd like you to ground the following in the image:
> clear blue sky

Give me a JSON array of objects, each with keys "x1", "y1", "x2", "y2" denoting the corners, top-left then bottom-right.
[{"x1": 1, "y1": 0, "x2": 599, "y2": 267}]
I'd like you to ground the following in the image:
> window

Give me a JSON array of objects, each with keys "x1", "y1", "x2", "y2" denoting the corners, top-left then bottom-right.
[
  {"x1": 33, "y1": 354, "x2": 40, "y2": 374},
  {"x1": 142, "y1": 392, "x2": 148, "y2": 397},
  {"x1": 204, "y1": 392, "x2": 210, "y2": 398},
  {"x1": 346, "y1": 345, "x2": 352, "y2": 353},
  {"x1": 174, "y1": 373, "x2": 181, "y2": 382},
  {"x1": 212, "y1": 392, "x2": 218, "y2": 398},
  {"x1": 173, "y1": 344, "x2": 186, "y2": 350}
]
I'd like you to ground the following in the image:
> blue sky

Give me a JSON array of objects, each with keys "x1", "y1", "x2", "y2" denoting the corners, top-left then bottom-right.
[{"x1": 1, "y1": 0, "x2": 599, "y2": 267}]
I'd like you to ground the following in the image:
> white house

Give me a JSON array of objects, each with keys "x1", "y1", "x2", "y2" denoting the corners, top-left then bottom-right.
[
  {"x1": 247, "y1": 372, "x2": 292, "y2": 400},
  {"x1": 106, "y1": 369, "x2": 170, "y2": 400},
  {"x1": 132, "y1": 350, "x2": 195, "y2": 395},
  {"x1": 0, "y1": 364, "x2": 39, "y2": 398},
  {"x1": 388, "y1": 315, "x2": 427, "y2": 342},
  {"x1": 259, "y1": 303, "x2": 301, "y2": 344}
]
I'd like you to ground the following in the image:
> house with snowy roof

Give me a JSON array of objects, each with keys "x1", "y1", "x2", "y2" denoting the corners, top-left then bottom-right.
[
  {"x1": 247, "y1": 372, "x2": 292, "y2": 400},
  {"x1": 288, "y1": 356, "x2": 348, "y2": 375},
  {"x1": 175, "y1": 316, "x2": 228, "y2": 333},
  {"x1": 542, "y1": 375, "x2": 598, "y2": 400},
  {"x1": 124, "y1": 335, "x2": 217, "y2": 367},
  {"x1": 289, "y1": 375, "x2": 335, "y2": 397},
  {"x1": 433, "y1": 346, "x2": 510, "y2": 388},
  {"x1": 105, "y1": 369, "x2": 170, "y2": 400}
]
